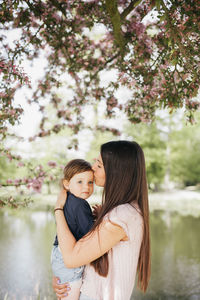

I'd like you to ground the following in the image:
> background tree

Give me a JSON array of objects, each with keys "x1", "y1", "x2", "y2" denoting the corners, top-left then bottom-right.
[
  {"x1": 125, "y1": 118, "x2": 167, "y2": 190},
  {"x1": 1, "y1": 0, "x2": 199, "y2": 142},
  {"x1": 170, "y1": 112, "x2": 200, "y2": 186}
]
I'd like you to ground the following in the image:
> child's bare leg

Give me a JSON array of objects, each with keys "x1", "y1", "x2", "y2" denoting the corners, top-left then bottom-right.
[
  {"x1": 64, "y1": 287, "x2": 80, "y2": 300},
  {"x1": 57, "y1": 296, "x2": 68, "y2": 300},
  {"x1": 57, "y1": 279, "x2": 81, "y2": 300}
]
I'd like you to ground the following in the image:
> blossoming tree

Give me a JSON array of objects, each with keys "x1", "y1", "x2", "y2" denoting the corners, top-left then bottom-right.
[{"x1": 0, "y1": 0, "x2": 200, "y2": 200}]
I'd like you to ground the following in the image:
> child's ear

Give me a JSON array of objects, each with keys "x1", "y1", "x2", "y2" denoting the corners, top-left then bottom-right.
[{"x1": 62, "y1": 179, "x2": 69, "y2": 190}]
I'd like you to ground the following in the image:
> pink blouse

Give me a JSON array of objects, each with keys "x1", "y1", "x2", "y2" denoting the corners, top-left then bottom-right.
[{"x1": 80, "y1": 203, "x2": 144, "y2": 300}]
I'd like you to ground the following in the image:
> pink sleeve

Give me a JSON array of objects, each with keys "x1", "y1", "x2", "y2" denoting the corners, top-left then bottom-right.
[{"x1": 104, "y1": 205, "x2": 130, "y2": 237}]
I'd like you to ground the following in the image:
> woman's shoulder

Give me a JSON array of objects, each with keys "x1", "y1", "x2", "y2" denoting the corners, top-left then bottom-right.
[
  {"x1": 104, "y1": 204, "x2": 143, "y2": 239},
  {"x1": 113, "y1": 203, "x2": 142, "y2": 216},
  {"x1": 106, "y1": 203, "x2": 143, "y2": 225}
]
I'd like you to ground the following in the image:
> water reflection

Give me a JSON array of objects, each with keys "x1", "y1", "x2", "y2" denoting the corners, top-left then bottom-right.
[
  {"x1": 0, "y1": 210, "x2": 56, "y2": 299},
  {"x1": 133, "y1": 210, "x2": 200, "y2": 300},
  {"x1": 0, "y1": 209, "x2": 200, "y2": 300}
]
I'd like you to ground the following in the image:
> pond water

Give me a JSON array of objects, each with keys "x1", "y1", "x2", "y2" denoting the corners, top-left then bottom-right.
[{"x1": 0, "y1": 208, "x2": 200, "y2": 300}]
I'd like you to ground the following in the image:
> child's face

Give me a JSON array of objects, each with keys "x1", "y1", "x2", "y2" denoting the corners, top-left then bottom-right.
[{"x1": 66, "y1": 170, "x2": 94, "y2": 200}]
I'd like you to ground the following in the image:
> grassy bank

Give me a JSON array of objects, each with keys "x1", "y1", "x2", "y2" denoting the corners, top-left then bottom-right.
[
  {"x1": 149, "y1": 189, "x2": 200, "y2": 217},
  {"x1": 1, "y1": 188, "x2": 200, "y2": 217},
  {"x1": 30, "y1": 188, "x2": 200, "y2": 217}
]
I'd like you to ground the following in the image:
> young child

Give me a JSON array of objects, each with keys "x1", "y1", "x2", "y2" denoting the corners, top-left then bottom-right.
[{"x1": 51, "y1": 159, "x2": 94, "y2": 300}]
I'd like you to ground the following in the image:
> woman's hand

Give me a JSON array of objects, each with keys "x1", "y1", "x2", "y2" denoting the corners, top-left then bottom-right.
[
  {"x1": 55, "y1": 188, "x2": 67, "y2": 210},
  {"x1": 52, "y1": 276, "x2": 71, "y2": 298}
]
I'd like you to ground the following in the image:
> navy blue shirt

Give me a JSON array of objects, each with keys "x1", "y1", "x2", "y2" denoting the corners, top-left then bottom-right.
[{"x1": 54, "y1": 191, "x2": 94, "y2": 245}]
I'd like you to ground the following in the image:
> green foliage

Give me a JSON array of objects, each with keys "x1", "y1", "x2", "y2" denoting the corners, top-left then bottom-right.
[
  {"x1": 86, "y1": 130, "x2": 116, "y2": 163},
  {"x1": 125, "y1": 120, "x2": 167, "y2": 190},
  {"x1": 170, "y1": 113, "x2": 200, "y2": 186},
  {"x1": 0, "y1": 156, "x2": 15, "y2": 181}
]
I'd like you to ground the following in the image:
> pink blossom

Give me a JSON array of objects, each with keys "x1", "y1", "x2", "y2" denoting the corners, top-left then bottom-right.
[
  {"x1": 14, "y1": 179, "x2": 21, "y2": 185},
  {"x1": 23, "y1": 177, "x2": 29, "y2": 183},
  {"x1": 6, "y1": 153, "x2": 13, "y2": 161},
  {"x1": 35, "y1": 165, "x2": 43, "y2": 171},
  {"x1": 47, "y1": 161, "x2": 57, "y2": 167},
  {"x1": 7, "y1": 179, "x2": 13, "y2": 184},
  {"x1": 39, "y1": 171, "x2": 45, "y2": 177},
  {"x1": 8, "y1": 109, "x2": 16, "y2": 116},
  {"x1": 31, "y1": 178, "x2": 43, "y2": 193}
]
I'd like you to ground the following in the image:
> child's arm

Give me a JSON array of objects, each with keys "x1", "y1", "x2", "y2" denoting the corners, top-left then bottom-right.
[{"x1": 92, "y1": 204, "x2": 102, "y2": 220}]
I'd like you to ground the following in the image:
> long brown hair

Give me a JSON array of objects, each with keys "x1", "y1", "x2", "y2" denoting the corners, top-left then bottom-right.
[{"x1": 90, "y1": 140, "x2": 151, "y2": 292}]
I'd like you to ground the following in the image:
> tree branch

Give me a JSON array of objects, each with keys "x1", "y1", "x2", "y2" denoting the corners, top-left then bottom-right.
[
  {"x1": 49, "y1": 0, "x2": 68, "y2": 18},
  {"x1": 105, "y1": 0, "x2": 126, "y2": 56},
  {"x1": 150, "y1": 51, "x2": 166, "y2": 69},
  {"x1": 120, "y1": 0, "x2": 143, "y2": 20},
  {"x1": 11, "y1": 23, "x2": 44, "y2": 65},
  {"x1": 90, "y1": 52, "x2": 120, "y2": 82}
]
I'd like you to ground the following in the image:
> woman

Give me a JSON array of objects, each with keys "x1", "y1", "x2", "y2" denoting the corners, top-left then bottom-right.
[{"x1": 53, "y1": 140, "x2": 151, "y2": 299}]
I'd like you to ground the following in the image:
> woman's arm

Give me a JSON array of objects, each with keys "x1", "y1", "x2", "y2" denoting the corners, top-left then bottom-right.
[{"x1": 55, "y1": 190, "x2": 127, "y2": 268}]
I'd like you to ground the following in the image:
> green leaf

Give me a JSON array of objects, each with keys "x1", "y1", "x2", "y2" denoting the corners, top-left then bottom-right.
[
  {"x1": 156, "y1": 0, "x2": 161, "y2": 10},
  {"x1": 159, "y1": 14, "x2": 166, "y2": 22}
]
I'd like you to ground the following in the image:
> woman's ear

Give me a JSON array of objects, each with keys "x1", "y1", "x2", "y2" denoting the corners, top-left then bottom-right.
[{"x1": 62, "y1": 179, "x2": 69, "y2": 190}]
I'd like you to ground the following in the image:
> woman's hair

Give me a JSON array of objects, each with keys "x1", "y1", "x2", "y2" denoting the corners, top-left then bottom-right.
[
  {"x1": 90, "y1": 140, "x2": 151, "y2": 292},
  {"x1": 63, "y1": 159, "x2": 92, "y2": 181}
]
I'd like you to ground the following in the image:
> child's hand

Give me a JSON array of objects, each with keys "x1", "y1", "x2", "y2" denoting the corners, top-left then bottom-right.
[
  {"x1": 92, "y1": 204, "x2": 102, "y2": 219},
  {"x1": 55, "y1": 188, "x2": 67, "y2": 210}
]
